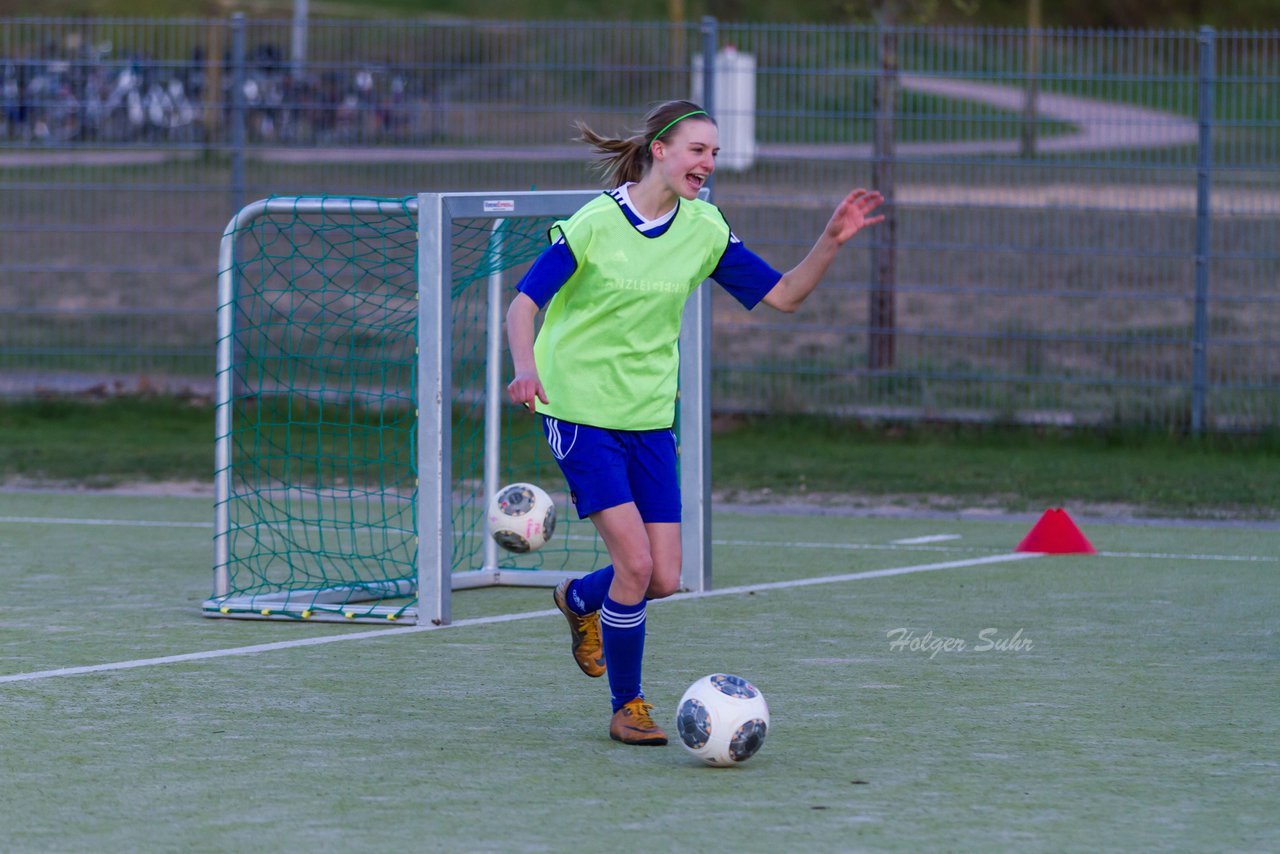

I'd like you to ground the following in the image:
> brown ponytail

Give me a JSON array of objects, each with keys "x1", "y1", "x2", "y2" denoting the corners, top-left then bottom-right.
[{"x1": 574, "y1": 99, "x2": 716, "y2": 188}]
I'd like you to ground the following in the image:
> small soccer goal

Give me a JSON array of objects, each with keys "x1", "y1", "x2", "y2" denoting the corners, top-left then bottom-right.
[{"x1": 205, "y1": 192, "x2": 712, "y2": 625}]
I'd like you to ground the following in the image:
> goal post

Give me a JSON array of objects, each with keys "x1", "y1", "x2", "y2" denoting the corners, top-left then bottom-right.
[{"x1": 206, "y1": 191, "x2": 712, "y2": 626}]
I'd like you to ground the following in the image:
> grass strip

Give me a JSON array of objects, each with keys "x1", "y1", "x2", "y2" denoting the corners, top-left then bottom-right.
[{"x1": 2, "y1": 397, "x2": 1277, "y2": 519}]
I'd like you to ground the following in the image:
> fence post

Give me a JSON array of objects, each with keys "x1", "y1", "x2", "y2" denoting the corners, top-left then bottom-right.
[
  {"x1": 677, "y1": 15, "x2": 719, "y2": 595},
  {"x1": 290, "y1": 0, "x2": 309, "y2": 83},
  {"x1": 1020, "y1": 0, "x2": 1042, "y2": 158},
  {"x1": 669, "y1": 0, "x2": 687, "y2": 76},
  {"x1": 699, "y1": 16, "x2": 718, "y2": 199},
  {"x1": 229, "y1": 13, "x2": 247, "y2": 217},
  {"x1": 1192, "y1": 26, "x2": 1215, "y2": 434},
  {"x1": 870, "y1": 13, "x2": 898, "y2": 371}
]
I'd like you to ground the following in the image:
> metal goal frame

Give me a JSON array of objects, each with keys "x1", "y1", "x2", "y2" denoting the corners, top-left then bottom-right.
[{"x1": 207, "y1": 190, "x2": 712, "y2": 626}]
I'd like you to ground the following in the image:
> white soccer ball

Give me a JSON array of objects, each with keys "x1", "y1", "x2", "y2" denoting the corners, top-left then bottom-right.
[
  {"x1": 675, "y1": 673, "x2": 770, "y2": 766},
  {"x1": 487, "y1": 482, "x2": 556, "y2": 553}
]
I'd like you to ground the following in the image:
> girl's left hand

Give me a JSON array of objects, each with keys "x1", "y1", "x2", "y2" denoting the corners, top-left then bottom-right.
[{"x1": 827, "y1": 188, "x2": 886, "y2": 244}]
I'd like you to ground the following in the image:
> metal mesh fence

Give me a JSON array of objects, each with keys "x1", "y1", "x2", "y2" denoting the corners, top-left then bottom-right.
[{"x1": 1, "y1": 16, "x2": 1276, "y2": 430}]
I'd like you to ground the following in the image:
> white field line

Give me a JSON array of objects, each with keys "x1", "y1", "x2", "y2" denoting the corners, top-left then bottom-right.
[
  {"x1": 665, "y1": 552, "x2": 1041, "y2": 601},
  {"x1": 2, "y1": 515, "x2": 1276, "y2": 565},
  {"x1": 1095, "y1": 550, "x2": 1278, "y2": 562},
  {"x1": 0, "y1": 552, "x2": 1039, "y2": 686},
  {"x1": 892, "y1": 534, "x2": 962, "y2": 545},
  {"x1": 713, "y1": 537, "x2": 1278, "y2": 563},
  {"x1": 0, "y1": 516, "x2": 211, "y2": 528},
  {"x1": 0, "y1": 514, "x2": 983, "y2": 554},
  {"x1": 0, "y1": 517, "x2": 965, "y2": 552}
]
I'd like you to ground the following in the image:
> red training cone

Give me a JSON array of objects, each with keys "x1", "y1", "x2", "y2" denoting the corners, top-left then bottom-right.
[{"x1": 1015, "y1": 508, "x2": 1096, "y2": 554}]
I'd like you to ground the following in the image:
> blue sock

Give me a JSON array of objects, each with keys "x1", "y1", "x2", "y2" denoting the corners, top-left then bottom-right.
[
  {"x1": 566, "y1": 565, "x2": 614, "y2": 615},
  {"x1": 600, "y1": 595, "x2": 646, "y2": 713}
]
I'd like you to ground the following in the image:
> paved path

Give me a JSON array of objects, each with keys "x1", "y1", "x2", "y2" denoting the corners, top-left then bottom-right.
[
  {"x1": 0, "y1": 149, "x2": 200, "y2": 167},
  {"x1": 759, "y1": 74, "x2": 1198, "y2": 160},
  {"x1": 905, "y1": 74, "x2": 1197, "y2": 154}
]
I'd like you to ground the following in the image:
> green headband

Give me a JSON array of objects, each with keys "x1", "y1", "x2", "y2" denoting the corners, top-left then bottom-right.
[{"x1": 649, "y1": 109, "x2": 709, "y2": 150}]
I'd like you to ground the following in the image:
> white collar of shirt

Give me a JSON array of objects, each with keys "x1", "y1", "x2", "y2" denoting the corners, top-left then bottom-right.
[{"x1": 613, "y1": 183, "x2": 677, "y2": 233}]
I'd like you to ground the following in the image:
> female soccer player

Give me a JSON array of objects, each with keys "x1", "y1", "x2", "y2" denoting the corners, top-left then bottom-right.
[{"x1": 506, "y1": 99, "x2": 883, "y2": 746}]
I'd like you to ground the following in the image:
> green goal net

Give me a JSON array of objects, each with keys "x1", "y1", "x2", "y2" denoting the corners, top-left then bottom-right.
[{"x1": 207, "y1": 193, "x2": 616, "y2": 624}]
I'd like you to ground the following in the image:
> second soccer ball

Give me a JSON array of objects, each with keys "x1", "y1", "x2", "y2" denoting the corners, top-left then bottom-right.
[{"x1": 487, "y1": 482, "x2": 557, "y2": 553}]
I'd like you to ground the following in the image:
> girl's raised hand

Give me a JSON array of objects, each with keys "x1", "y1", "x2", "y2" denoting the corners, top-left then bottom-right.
[{"x1": 826, "y1": 188, "x2": 886, "y2": 245}]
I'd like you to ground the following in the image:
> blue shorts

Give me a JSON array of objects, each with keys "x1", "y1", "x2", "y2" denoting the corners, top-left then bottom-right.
[{"x1": 541, "y1": 416, "x2": 681, "y2": 523}]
